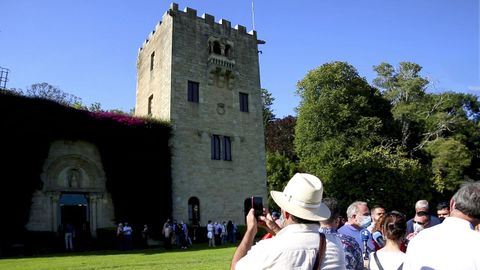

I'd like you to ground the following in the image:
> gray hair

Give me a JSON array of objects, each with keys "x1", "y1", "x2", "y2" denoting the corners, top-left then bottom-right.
[
  {"x1": 346, "y1": 201, "x2": 367, "y2": 219},
  {"x1": 452, "y1": 181, "x2": 480, "y2": 219},
  {"x1": 415, "y1": 200, "x2": 429, "y2": 210}
]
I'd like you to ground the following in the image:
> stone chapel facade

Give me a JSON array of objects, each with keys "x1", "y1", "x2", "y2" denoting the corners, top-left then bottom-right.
[
  {"x1": 135, "y1": 3, "x2": 268, "y2": 224},
  {"x1": 26, "y1": 140, "x2": 115, "y2": 237}
]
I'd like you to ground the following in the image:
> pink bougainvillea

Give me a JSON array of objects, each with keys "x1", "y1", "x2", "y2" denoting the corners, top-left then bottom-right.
[{"x1": 89, "y1": 111, "x2": 146, "y2": 126}]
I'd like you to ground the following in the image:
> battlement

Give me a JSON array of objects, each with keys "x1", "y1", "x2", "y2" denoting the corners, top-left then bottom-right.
[{"x1": 139, "y1": 2, "x2": 256, "y2": 52}]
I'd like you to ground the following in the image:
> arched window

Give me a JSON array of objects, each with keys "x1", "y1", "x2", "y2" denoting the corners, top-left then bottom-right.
[
  {"x1": 213, "y1": 41, "x2": 221, "y2": 55},
  {"x1": 188, "y1": 197, "x2": 200, "y2": 225}
]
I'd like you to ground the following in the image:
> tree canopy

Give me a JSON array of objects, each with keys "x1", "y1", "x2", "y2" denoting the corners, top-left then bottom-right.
[{"x1": 287, "y1": 61, "x2": 480, "y2": 213}]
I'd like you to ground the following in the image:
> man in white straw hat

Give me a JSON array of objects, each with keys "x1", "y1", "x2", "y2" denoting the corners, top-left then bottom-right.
[{"x1": 231, "y1": 173, "x2": 347, "y2": 270}]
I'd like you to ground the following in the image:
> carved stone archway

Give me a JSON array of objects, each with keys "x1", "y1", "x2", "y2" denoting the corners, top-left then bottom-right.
[{"x1": 26, "y1": 140, "x2": 115, "y2": 237}]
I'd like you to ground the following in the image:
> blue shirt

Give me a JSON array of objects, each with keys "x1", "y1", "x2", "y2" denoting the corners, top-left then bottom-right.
[
  {"x1": 338, "y1": 223, "x2": 374, "y2": 253},
  {"x1": 320, "y1": 227, "x2": 363, "y2": 270}
]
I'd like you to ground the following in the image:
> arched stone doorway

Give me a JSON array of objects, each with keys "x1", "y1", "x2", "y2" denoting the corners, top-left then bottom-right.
[
  {"x1": 59, "y1": 193, "x2": 89, "y2": 237},
  {"x1": 26, "y1": 140, "x2": 115, "y2": 237}
]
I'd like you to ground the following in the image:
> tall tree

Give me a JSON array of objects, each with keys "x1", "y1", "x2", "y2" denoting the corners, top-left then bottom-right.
[
  {"x1": 374, "y1": 62, "x2": 480, "y2": 194},
  {"x1": 7, "y1": 82, "x2": 109, "y2": 112},
  {"x1": 266, "y1": 152, "x2": 298, "y2": 210},
  {"x1": 373, "y1": 62, "x2": 428, "y2": 105},
  {"x1": 25, "y1": 82, "x2": 83, "y2": 107},
  {"x1": 295, "y1": 61, "x2": 393, "y2": 174},
  {"x1": 373, "y1": 62, "x2": 429, "y2": 148},
  {"x1": 261, "y1": 88, "x2": 275, "y2": 128},
  {"x1": 295, "y1": 61, "x2": 428, "y2": 212},
  {"x1": 265, "y1": 116, "x2": 297, "y2": 160},
  {"x1": 424, "y1": 138, "x2": 472, "y2": 192}
]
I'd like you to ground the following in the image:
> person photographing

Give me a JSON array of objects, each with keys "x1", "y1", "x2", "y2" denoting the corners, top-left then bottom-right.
[{"x1": 231, "y1": 173, "x2": 346, "y2": 270}]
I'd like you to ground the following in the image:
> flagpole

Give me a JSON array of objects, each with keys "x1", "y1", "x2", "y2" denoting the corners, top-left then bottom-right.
[{"x1": 251, "y1": 0, "x2": 256, "y2": 31}]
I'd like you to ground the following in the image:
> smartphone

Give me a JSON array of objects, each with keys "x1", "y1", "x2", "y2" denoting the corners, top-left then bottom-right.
[{"x1": 251, "y1": 196, "x2": 263, "y2": 218}]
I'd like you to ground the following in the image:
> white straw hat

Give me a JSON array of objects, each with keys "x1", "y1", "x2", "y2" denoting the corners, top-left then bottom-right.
[{"x1": 270, "y1": 173, "x2": 330, "y2": 221}]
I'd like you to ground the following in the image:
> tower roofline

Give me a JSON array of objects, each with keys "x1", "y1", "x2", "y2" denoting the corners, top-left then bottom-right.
[{"x1": 139, "y1": 2, "x2": 257, "y2": 52}]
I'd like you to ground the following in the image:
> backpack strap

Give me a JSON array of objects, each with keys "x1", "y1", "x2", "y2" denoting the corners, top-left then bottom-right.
[
  {"x1": 373, "y1": 252, "x2": 385, "y2": 270},
  {"x1": 313, "y1": 233, "x2": 327, "y2": 270}
]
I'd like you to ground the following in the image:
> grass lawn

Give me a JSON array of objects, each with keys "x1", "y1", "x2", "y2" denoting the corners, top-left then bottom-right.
[{"x1": 0, "y1": 243, "x2": 237, "y2": 270}]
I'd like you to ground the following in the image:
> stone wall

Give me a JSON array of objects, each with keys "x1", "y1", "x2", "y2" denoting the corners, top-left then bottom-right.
[{"x1": 136, "y1": 3, "x2": 267, "y2": 225}]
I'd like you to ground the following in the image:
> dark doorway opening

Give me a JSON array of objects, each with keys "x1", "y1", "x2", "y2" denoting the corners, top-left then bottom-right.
[
  {"x1": 59, "y1": 193, "x2": 90, "y2": 249},
  {"x1": 61, "y1": 205, "x2": 87, "y2": 226}
]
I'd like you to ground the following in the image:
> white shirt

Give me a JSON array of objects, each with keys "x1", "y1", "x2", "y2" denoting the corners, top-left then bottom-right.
[
  {"x1": 207, "y1": 223, "x2": 214, "y2": 239},
  {"x1": 123, "y1": 225, "x2": 132, "y2": 235},
  {"x1": 369, "y1": 250, "x2": 405, "y2": 270},
  {"x1": 235, "y1": 223, "x2": 346, "y2": 270},
  {"x1": 403, "y1": 217, "x2": 480, "y2": 270}
]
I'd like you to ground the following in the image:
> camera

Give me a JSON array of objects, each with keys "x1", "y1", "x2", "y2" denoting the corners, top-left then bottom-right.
[{"x1": 251, "y1": 196, "x2": 263, "y2": 218}]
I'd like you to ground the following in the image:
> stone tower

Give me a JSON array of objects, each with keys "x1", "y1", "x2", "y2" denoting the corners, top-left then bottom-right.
[{"x1": 135, "y1": 3, "x2": 267, "y2": 224}]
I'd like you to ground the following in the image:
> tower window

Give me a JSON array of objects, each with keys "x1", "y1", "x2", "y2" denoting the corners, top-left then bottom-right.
[
  {"x1": 148, "y1": 94, "x2": 153, "y2": 116},
  {"x1": 213, "y1": 41, "x2": 221, "y2": 55},
  {"x1": 239, "y1": 92, "x2": 249, "y2": 112},
  {"x1": 211, "y1": 135, "x2": 221, "y2": 160},
  {"x1": 223, "y1": 136, "x2": 232, "y2": 161},
  {"x1": 188, "y1": 81, "x2": 199, "y2": 103},
  {"x1": 211, "y1": 134, "x2": 232, "y2": 161},
  {"x1": 150, "y1": 51, "x2": 155, "y2": 71}
]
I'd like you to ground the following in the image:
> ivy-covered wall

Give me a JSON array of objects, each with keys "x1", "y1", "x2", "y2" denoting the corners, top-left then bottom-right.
[{"x1": 0, "y1": 90, "x2": 172, "y2": 254}]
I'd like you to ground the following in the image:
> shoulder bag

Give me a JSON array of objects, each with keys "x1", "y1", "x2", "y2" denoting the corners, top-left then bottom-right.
[{"x1": 312, "y1": 233, "x2": 327, "y2": 270}]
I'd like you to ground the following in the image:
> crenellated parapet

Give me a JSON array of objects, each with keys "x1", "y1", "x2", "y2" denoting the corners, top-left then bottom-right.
[{"x1": 139, "y1": 2, "x2": 257, "y2": 52}]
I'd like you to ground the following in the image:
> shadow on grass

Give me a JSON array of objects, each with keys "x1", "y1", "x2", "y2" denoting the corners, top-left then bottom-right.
[{"x1": 2, "y1": 242, "x2": 238, "y2": 260}]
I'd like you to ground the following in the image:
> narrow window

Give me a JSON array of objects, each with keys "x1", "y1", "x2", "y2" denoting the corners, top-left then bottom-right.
[
  {"x1": 147, "y1": 94, "x2": 153, "y2": 116},
  {"x1": 239, "y1": 92, "x2": 249, "y2": 112},
  {"x1": 150, "y1": 51, "x2": 155, "y2": 71},
  {"x1": 188, "y1": 81, "x2": 199, "y2": 103},
  {"x1": 211, "y1": 135, "x2": 221, "y2": 160},
  {"x1": 223, "y1": 136, "x2": 232, "y2": 161}
]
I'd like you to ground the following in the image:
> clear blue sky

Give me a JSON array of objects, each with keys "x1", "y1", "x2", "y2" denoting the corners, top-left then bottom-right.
[{"x1": 1, "y1": 0, "x2": 478, "y2": 117}]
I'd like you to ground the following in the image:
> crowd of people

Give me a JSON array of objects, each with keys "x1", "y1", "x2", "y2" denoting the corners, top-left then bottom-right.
[
  {"x1": 206, "y1": 220, "x2": 238, "y2": 247},
  {"x1": 231, "y1": 173, "x2": 480, "y2": 270},
  {"x1": 161, "y1": 219, "x2": 193, "y2": 250},
  {"x1": 115, "y1": 222, "x2": 134, "y2": 250},
  {"x1": 160, "y1": 218, "x2": 238, "y2": 250}
]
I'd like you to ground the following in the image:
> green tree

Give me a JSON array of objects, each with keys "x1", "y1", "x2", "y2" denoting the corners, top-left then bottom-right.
[
  {"x1": 261, "y1": 88, "x2": 276, "y2": 127},
  {"x1": 373, "y1": 62, "x2": 480, "y2": 195},
  {"x1": 414, "y1": 92, "x2": 480, "y2": 151},
  {"x1": 266, "y1": 152, "x2": 298, "y2": 210},
  {"x1": 295, "y1": 62, "x2": 393, "y2": 179},
  {"x1": 8, "y1": 82, "x2": 111, "y2": 113},
  {"x1": 417, "y1": 92, "x2": 480, "y2": 191},
  {"x1": 373, "y1": 62, "x2": 429, "y2": 148},
  {"x1": 424, "y1": 138, "x2": 472, "y2": 192},
  {"x1": 25, "y1": 82, "x2": 83, "y2": 106},
  {"x1": 294, "y1": 61, "x2": 429, "y2": 210},
  {"x1": 326, "y1": 146, "x2": 431, "y2": 213},
  {"x1": 265, "y1": 116, "x2": 297, "y2": 160},
  {"x1": 373, "y1": 62, "x2": 428, "y2": 105}
]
